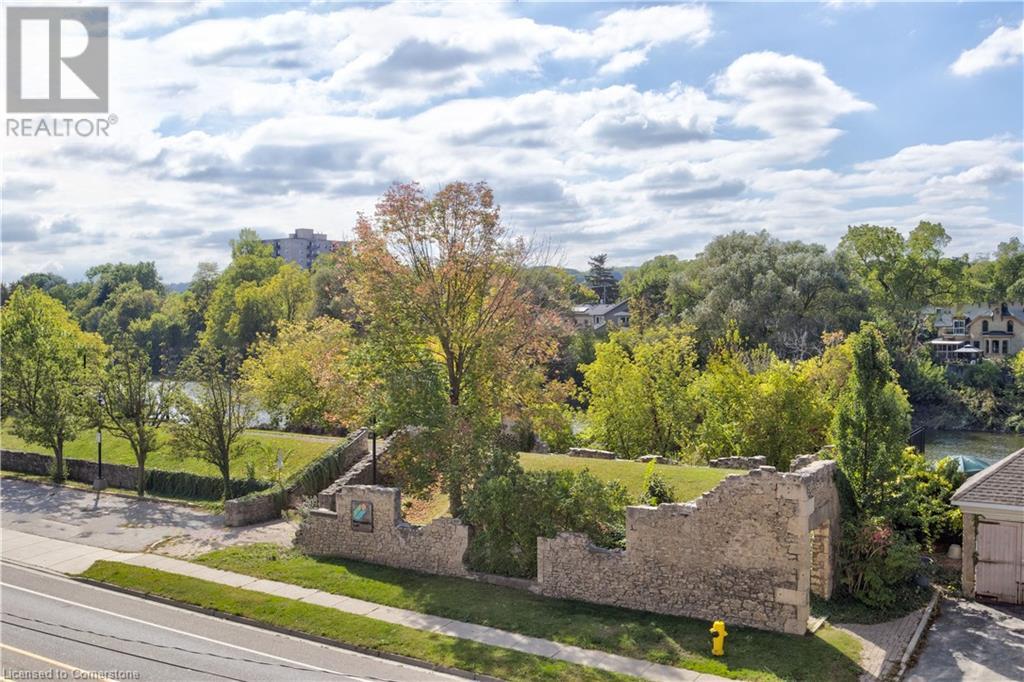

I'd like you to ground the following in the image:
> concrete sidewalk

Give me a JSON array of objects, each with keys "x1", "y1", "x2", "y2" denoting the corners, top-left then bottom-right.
[{"x1": 1, "y1": 528, "x2": 728, "y2": 682}]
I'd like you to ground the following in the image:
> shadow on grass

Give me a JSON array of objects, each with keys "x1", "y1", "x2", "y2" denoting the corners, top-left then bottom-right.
[{"x1": 196, "y1": 544, "x2": 863, "y2": 682}]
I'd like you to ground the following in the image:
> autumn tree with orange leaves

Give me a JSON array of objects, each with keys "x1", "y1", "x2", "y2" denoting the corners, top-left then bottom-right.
[{"x1": 349, "y1": 181, "x2": 566, "y2": 515}]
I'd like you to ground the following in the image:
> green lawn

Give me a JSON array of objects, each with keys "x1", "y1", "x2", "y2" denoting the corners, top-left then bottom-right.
[
  {"x1": 194, "y1": 544, "x2": 862, "y2": 682},
  {"x1": 404, "y1": 453, "x2": 737, "y2": 523},
  {"x1": 520, "y1": 452, "x2": 735, "y2": 501},
  {"x1": 81, "y1": 562, "x2": 636, "y2": 682},
  {"x1": 0, "y1": 423, "x2": 341, "y2": 481}
]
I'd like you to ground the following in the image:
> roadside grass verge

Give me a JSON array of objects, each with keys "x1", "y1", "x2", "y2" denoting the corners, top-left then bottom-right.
[
  {"x1": 0, "y1": 422, "x2": 340, "y2": 481},
  {"x1": 0, "y1": 470, "x2": 223, "y2": 512},
  {"x1": 403, "y1": 454, "x2": 737, "y2": 524},
  {"x1": 79, "y1": 561, "x2": 637, "y2": 682},
  {"x1": 195, "y1": 544, "x2": 862, "y2": 682}
]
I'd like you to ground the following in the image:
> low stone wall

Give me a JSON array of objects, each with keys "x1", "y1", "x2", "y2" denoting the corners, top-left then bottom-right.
[
  {"x1": 2, "y1": 449, "x2": 151, "y2": 491},
  {"x1": 793, "y1": 456, "x2": 840, "y2": 599},
  {"x1": 296, "y1": 485, "x2": 470, "y2": 578},
  {"x1": 225, "y1": 429, "x2": 370, "y2": 527},
  {"x1": 567, "y1": 447, "x2": 617, "y2": 460},
  {"x1": 709, "y1": 455, "x2": 767, "y2": 469}
]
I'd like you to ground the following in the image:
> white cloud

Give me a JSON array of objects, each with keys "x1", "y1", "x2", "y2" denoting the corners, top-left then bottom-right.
[
  {"x1": 714, "y1": 51, "x2": 874, "y2": 135},
  {"x1": 2, "y1": 3, "x2": 1020, "y2": 281},
  {"x1": 951, "y1": 20, "x2": 1024, "y2": 76}
]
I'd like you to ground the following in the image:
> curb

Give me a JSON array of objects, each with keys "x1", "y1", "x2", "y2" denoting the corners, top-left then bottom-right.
[
  {"x1": 71, "y1": 574, "x2": 502, "y2": 682},
  {"x1": 894, "y1": 589, "x2": 941, "y2": 680}
]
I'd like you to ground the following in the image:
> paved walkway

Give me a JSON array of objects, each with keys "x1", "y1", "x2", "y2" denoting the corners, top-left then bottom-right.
[
  {"x1": 1, "y1": 528, "x2": 728, "y2": 682},
  {"x1": 834, "y1": 607, "x2": 926, "y2": 681},
  {"x1": 906, "y1": 597, "x2": 1024, "y2": 681},
  {"x1": 0, "y1": 477, "x2": 296, "y2": 555}
]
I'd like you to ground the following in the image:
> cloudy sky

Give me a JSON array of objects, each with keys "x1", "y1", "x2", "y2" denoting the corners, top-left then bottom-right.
[{"x1": 3, "y1": 1, "x2": 1023, "y2": 283}]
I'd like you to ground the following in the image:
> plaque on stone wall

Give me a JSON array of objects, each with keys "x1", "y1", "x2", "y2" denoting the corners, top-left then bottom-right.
[{"x1": 351, "y1": 500, "x2": 373, "y2": 532}]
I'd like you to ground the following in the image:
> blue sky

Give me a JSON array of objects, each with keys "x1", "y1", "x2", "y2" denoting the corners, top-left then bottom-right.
[{"x1": 3, "y1": 1, "x2": 1022, "y2": 282}]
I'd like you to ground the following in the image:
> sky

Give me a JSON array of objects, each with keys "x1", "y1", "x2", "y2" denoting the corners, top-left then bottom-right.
[{"x1": 3, "y1": 1, "x2": 1023, "y2": 283}]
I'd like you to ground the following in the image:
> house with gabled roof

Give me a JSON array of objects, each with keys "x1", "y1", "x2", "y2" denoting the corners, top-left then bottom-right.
[
  {"x1": 571, "y1": 301, "x2": 630, "y2": 331},
  {"x1": 952, "y1": 447, "x2": 1024, "y2": 604},
  {"x1": 929, "y1": 302, "x2": 1024, "y2": 362}
]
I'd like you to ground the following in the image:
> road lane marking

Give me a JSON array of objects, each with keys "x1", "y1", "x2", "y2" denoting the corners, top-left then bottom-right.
[
  {"x1": 1, "y1": 582, "x2": 378, "y2": 681},
  {"x1": 0, "y1": 642, "x2": 115, "y2": 681}
]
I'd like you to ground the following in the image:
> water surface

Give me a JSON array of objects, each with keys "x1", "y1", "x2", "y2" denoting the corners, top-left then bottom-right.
[{"x1": 923, "y1": 430, "x2": 1023, "y2": 465}]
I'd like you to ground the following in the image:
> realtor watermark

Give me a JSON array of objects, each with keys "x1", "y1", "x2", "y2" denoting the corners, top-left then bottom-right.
[{"x1": 5, "y1": 6, "x2": 116, "y2": 136}]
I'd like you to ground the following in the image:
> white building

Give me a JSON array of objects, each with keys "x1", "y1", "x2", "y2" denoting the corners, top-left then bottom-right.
[{"x1": 262, "y1": 229, "x2": 346, "y2": 269}]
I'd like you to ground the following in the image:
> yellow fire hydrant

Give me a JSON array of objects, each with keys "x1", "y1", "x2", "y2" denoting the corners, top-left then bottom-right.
[{"x1": 709, "y1": 620, "x2": 728, "y2": 657}]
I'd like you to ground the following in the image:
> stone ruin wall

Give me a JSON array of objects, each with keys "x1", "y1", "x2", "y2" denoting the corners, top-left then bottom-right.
[
  {"x1": 537, "y1": 463, "x2": 837, "y2": 634},
  {"x1": 296, "y1": 485, "x2": 470, "y2": 578},
  {"x1": 296, "y1": 460, "x2": 840, "y2": 634}
]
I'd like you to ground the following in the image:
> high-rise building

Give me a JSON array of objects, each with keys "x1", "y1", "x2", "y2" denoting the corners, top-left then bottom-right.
[{"x1": 261, "y1": 228, "x2": 345, "y2": 269}]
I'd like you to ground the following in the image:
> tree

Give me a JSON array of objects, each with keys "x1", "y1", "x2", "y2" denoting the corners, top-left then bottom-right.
[
  {"x1": 689, "y1": 329, "x2": 830, "y2": 468},
  {"x1": 310, "y1": 247, "x2": 360, "y2": 323},
  {"x1": 671, "y1": 231, "x2": 864, "y2": 357},
  {"x1": 202, "y1": 230, "x2": 284, "y2": 353},
  {"x1": 170, "y1": 350, "x2": 258, "y2": 500},
  {"x1": 349, "y1": 181, "x2": 564, "y2": 515},
  {"x1": 99, "y1": 339, "x2": 176, "y2": 496},
  {"x1": 0, "y1": 288, "x2": 106, "y2": 481},
  {"x1": 585, "y1": 254, "x2": 619, "y2": 304},
  {"x1": 242, "y1": 317, "x2": 354, "y2": 431},
  {"x1": 582, "y1": 326, "x2": 698, "y2": 459},
  {"x1": 831, "y1": 323, "x2": 912, "y2": 513},
  {"x1": 970, "y1": 238, "x2": 1024, "y2": 302},
  {"x1": 267, "y1": 262, "x2": 313, "y2": 323},
  {"x1": 839, "y1": 222, "x2": 969, "y2": 350},
  {"x1": 619, "y1": 255, "x2": 689, "y2": 327}
]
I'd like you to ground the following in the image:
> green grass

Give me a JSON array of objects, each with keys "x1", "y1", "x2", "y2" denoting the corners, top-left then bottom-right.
[
  {"x1": 520, "y1": 452, "x2": 736, "y2": 501},
  {"x1": 404, "y1": 453, "x2": 737, "y2": 523},
  {"x1": 0, "y1": 422, "x2": 341, "y2": 481},
  {"x1": 194, "y1": 544, "x2": 863, "y2": 682},
  {"x1": 80, "y1": 561, "x2": 637, "y2": 682}
]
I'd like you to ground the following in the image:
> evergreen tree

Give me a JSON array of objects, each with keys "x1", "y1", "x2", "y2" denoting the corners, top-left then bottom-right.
[
  {"x1": 585, "y1": 254, "x2": 619, "y2": 304},
  {"x1": 832, "y1": 323, "x2": 912, "y2": 512}
]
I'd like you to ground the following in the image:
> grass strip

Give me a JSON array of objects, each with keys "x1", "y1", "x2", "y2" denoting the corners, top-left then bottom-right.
[
  {"x1": 196, "y1": 544, "x2": 863, "y2": 682},
  {"x1": 80, "y1": 561, "x2": 637, "y2": 682}
]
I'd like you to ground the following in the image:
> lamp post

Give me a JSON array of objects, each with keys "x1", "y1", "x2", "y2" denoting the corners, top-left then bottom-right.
[
  {"x1": 93, "y1": 393, "x2": 106, "y2": 491},
  {"x1": 370, "y1": 424, "x2": 377, "y2": 485}
]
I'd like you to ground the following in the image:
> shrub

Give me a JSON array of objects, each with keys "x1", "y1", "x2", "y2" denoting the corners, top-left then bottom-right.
[
  {"x1": 838, "y1": 517, "x2": 920, "y2": 609},
  {"x1": 463, "y1": 452, "x2": 629, "y2": 578},
  {"x1": 887, "y1": 450, "x2": 964, "y2": 548},
  {"x1": 639, "y1": 462, "x2": 677, "y2": 506},
  {"x1": 898, "y1": 354, "x2": 950, "y2": 405}
]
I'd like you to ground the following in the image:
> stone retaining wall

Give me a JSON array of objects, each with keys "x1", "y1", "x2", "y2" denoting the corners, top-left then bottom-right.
[
  {"x1": 296, "y1": 485, "x2": 470, "y2": 578},
  {"x1": 225, "y1": 430, "x2": 371, "y2": 527},
  {"x1": 2, "y1": 449, "x2": 157, "y2": 491},
  {"x1": 567, "y1": 447, "x2": 617, "y2": 459},
  {"x1": 708, "y1": 455, "x2": 767, "y2": 469}
]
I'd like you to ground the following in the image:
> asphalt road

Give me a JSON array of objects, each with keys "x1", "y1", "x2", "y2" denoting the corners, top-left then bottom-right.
[{"x1": 0, "y1": 562, "x2": 461, "y2": 682}]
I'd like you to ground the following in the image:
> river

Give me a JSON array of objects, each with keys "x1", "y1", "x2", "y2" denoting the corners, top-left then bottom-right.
[{"x1": 923, "y1": 430, "x2": 1024, "y2": 465}]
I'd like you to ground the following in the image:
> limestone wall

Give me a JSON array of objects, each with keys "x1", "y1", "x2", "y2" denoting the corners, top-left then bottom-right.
[
  {"x1": 296, "y1": 485, "x2": 470, "y2": 578},
  {"x1": 793, "y1": 458, "x2": 840, "y2": 599},
  {"x1": 538, "y1": 466, "x2": 817, "y2": 634},
  {"x1": 296, "y1": 461, "x2": 841, "y2": 635},
  {"x1": 708, "y1": 455, "x2": 767, "y2": 469}
]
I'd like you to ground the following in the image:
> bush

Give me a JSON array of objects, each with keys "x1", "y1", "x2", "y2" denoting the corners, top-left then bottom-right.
[
  {"x1": 899, "y1": 354, "x2": 950, "y2": 404},
  {"x1": 639, "y1": 462, "x2": 676, "y2": 506},
  {"x1": 145, "y1": 469, "x2": 270, "y2": 500},
  {"x1": 463, "y1": 452, "x2": 629, "y2": 578},
  {"x1": 887, "y1": 450, "x2": 964, "y2": 548},
  {"x1": 838, "y1": 518, "x2": 921, "y2": 609}
]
